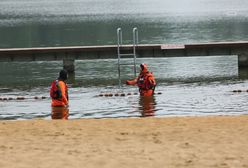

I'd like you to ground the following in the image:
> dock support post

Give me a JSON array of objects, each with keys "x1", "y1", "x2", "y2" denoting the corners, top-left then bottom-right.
[
  {"x1": 63, "y1": 58, "x2": 75, "y2": 83},
  {"x1": 238, "y1": 53, "x2": 248, "y2": 79},
  {"x1": 63, "y1": 58, "x2": 75, "y2": 73},
  {"x1": 238, "y1": 53, "x2": 248, "y2": 67}
]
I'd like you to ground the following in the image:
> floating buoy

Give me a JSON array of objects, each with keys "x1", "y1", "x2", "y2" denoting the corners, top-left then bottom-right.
[
  {"x1": 108, "y1": 94, "x2": 113, "y2": 97},
  {"x1": 99, "y1": 94, "x2": 103, "y2": 97},
  {"x1": 157, "y1": 92, "x2": 162, "y2": 95},
  {"x1": 0, "y1": 98, "x2": 2, "y2": 100},
  {"x1": 34, "y1": 96, "x2": 39, "y2": 99},
  {"x1": 120, "y1": 93, "x2": 125, "y2": 96},
  {"x1": 41, "y1": 96, "x2": 46, "y2": 99},
  {"x1": 114, "y1": 93, "x2": 119, "y2": 96},
  {"x1": 104, "y1": 94, "x2": 109, "y2": 97},
  {"x1": 237, "y1": 90, "x2": 242, "y2": 92},
  {"x1": 8, "y1": 97, "x2": 13, "y2": 100},
  {"x1": 3, "y1": 98, "x2": 7, "y2": 101},
  {"x1": 127, "y1": 93, "x2": 132, "y2": 95},
  {"x1": 133, "y1": 93, "x2": 138, "y2": 95},
  {"x1": 16, "y1": 97, "x2": 25, "y2": 100}
]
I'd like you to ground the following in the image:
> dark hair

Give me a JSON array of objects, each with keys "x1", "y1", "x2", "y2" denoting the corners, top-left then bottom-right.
[
  {"x1": 140, "y1": 64, "x2": 144, "y2": 70},
  {"x1": 140, "y1": 63, "x2": 147, "y2": 70},
  {"x1": 58, "y1": 69, "x2": 68, "y2": 81}
]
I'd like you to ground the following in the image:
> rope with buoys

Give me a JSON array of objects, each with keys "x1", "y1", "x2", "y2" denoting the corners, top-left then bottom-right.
[
  {"x1": 0, "y1": 92, "x2": 163, "y2": 100},
  {"x1": 98, "y1": 92, "x2": 162, "y2": 97},
  {"x1": 232, "y1": 90, "x2": 248, "y2": 93},
  {"x1": 0, "y1": 96, "x2": 47, "y2": 101}
]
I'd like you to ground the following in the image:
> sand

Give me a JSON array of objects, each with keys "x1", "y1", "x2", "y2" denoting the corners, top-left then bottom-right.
[{"x1": 0, "y1": 115, "x2": 248, "y2": 168}]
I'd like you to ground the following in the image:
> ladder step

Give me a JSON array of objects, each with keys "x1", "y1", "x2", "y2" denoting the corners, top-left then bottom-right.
[
  {"x1": 117, "y1": 63, "x2": 136, "y2": 66},
  {"x1": 119, "y1": 53, "x2": 134, "y2": 57}
]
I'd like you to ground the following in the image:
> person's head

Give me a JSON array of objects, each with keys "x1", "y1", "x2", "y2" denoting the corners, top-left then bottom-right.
[
  {"x1": 58, "y1": 69, "x2": 68, "y2": 81},
  {"x1": 140, "y1": 63, "x2": 148, "y2": 73}
]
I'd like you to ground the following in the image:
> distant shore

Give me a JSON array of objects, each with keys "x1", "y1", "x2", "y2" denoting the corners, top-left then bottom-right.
[{"x1": 0, "y1": 115, "x2": 248, "y2": 168}]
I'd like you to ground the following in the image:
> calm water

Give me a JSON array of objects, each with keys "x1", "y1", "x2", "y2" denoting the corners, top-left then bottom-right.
[
  {"x1": 0, "y1": 0, "x2": 248, "y2": 47},
  {"x1": 0, "y1": 0, "x2": 248, "y2": 119},
  {"x1": 1, "y1": 57, "x2": 248, "y2": 120}
]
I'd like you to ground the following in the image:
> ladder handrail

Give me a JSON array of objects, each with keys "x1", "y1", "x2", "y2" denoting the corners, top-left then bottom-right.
[
  {"x1": 117, "y1": 28, "x2": 122, "y2": 87},
  {"x1": 133, "y1": 27, "x2": 138, "y2": 46},
  {"x1": 117, "y1": 27, "x2": 138, "y2": 88},
  {"x1": 117, "y1": 28, "x2": 122, "y2": 47},
  {"x1": 133, "y1": 27, "x2": 138, "y2": 77}
]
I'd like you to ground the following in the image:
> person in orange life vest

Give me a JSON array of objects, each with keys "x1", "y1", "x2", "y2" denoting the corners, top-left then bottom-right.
[
  {"x1": 126, "y1": 63, "x2": 156, "y2": 96},
  {"x1": 50, "y1": 69, "x2": 69, "y2": 107}
]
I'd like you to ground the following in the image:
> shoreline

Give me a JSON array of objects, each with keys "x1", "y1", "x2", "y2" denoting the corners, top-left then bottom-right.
[{"x1": 0, "y1": 115, "x2": 248, "y2": 168}]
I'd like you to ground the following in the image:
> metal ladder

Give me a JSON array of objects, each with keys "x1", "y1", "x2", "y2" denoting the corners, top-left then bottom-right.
[{"x1": 117, "y1": 27, "x2": 138, "y2": 87}]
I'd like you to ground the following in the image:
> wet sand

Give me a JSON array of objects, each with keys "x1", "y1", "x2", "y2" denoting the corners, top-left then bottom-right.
[{"x1": 0, "y1": 115, "x2": 248, "y2": 168}]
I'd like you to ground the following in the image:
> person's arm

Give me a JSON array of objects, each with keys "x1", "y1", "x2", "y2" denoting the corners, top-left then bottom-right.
[
  {"x1": 59, "y1": 81, "x2": 68, "y2": 105},
  {"x1": 147, "y1": 74, "x2": 156, "y2": 88},
  {"x1": 126, "y1": 77, "x2": 138, "y2": 85}
]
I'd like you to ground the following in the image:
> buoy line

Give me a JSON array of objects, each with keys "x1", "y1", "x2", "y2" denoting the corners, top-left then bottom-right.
[
  {"x1": 98, "y1": 92, "x2": 162, "y2": 97},
  {"x1": 0, "y1": 96, "x2": 47, "y2": 101},
  {"x1": 232, "y1": 90, "x2": 248, "y2": 93}
]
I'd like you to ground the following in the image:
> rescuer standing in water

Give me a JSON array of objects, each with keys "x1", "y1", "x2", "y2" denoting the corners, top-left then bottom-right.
[
  {"x1": 50, "y1": 69, "x2": 69, "y2": 119},
  {"x1": 126, "y1": 63, "x2": 156, "y2": 96}
]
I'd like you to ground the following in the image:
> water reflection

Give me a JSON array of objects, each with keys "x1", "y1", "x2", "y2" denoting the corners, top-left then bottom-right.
[
  {"x1": 51, "y1": 106, "x2": 69, "y2": 119},
  {"x1": 138, "y1": 96, "x2": 157, "y2": 117}
]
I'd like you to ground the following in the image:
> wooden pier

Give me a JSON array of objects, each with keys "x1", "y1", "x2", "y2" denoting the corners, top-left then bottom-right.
[{"x1": 0, "y1": 41, "x2": 248, "y2": 74}]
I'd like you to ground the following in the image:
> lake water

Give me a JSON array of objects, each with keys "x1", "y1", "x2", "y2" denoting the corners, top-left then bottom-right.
[
  {"x1": 0, "y1": 0, "x2": 248, "y2": 119},
  {"x1": 1, "y1": 57, "x2": 248, "y2": 120},
  {"x1": 1, "y1": 0, "x2": 248, "y2": 47}
]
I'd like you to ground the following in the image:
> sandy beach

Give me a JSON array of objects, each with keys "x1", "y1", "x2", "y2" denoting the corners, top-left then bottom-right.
[{"x1": 0, "y1": 115, "x2": 248, "y2": 168}]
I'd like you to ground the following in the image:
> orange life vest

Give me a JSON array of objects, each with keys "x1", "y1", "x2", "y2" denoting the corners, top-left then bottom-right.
[
  {"x1": 137, "y1": 72, "x2": 156, "y2": 91},
  {"x1": 50, "y1": 80, "x2": 61, "y2": 99},
  {"x1": 50, "y1": 80, "x2": 68, "y2": 107}
]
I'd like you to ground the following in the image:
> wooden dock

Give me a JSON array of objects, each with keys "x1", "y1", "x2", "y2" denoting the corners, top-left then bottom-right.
[{"x1": 1, "y1": 41, "x2": 248, "y2": 73}]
